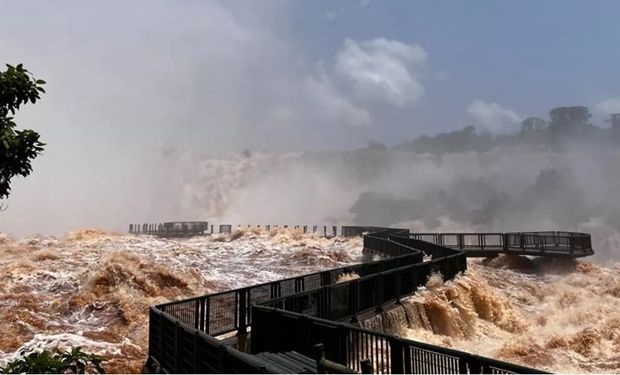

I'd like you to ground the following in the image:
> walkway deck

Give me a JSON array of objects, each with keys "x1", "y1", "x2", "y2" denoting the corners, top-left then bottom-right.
[{"x1": 143, "y1": 225, "x2": 593, "y2": 373}]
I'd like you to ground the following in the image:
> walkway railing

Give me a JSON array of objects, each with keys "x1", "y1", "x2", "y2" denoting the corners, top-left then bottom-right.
[
  {"x1": 128, "y1": 221, "x2": 209, "y2": 236},
  {"x1": 129, "y1": 222, "x2": 341, "y2": 237},
  {"x1": 251, "y1": 306, "x2": 546, "y2": 374},
  {"x1": 145, "y1": 225, "x2": 593, "y2": 374},
  {"x1": 156, "y1": 251, "x2": 424, "y2": 337},
  {"x1": 407, "y1": 231, "x2": 592, "y2": 257}
]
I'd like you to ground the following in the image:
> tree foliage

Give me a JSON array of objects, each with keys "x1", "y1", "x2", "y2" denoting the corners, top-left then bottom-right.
[
  {"x1": 0, "y1": 347, "x2": 105, "y2": 374},
  {"x1": 0, "y1": 63, "x2": 46, "y2": 201},
  {"x1": 366, "y1": 140, "x2": 387, "y2": 150},
  {"x1": 547, "y1": 106, "x2": 592, "y2": 137},
  {"x1": 393, "y1": 105, "x2": 620, "y2": 154}
]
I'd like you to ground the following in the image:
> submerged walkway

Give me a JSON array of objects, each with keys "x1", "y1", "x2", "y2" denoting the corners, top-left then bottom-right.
[{"x1": 141, "y1": 225, "x2": 594, "y2": 373}]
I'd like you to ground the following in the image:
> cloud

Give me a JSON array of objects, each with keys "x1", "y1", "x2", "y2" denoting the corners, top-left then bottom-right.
[
  {"x1": 597, "y1": 97, "x2": 620, "y2": 114},
  {"x1": 303, "y1": 77, "x2": 371, "y2": 127},
  {"x1": 0, "y1": 1, "x2": 378, "y2": 236},
  {"x1": 326, "y1": 0, "x2": 372, "y2": 20},
  {"x1": 334, "y1": 38, "x2": 427, "y2": 107},
  {"x1": 325, "y1": 9, "x2": 344, "y2": 20},
  {"x1": 467, "y1": 99, "x2": 522, "y2": 132},
  {"x1": 266, "y1": 76, "x2": 371, "y2": 128}
]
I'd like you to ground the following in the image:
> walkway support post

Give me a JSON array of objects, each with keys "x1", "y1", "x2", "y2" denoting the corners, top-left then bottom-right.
[
  {"x1": 237, "y1": 288, "x2": 248, "y2": 335},
  {"x1": 390, "y1": 337, "x2": 404, "y2": 373}
]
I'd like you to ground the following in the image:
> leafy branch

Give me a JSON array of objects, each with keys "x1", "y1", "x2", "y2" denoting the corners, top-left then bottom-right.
[
  {"x1": 0, "y1": 63, "x2": 46, "y2": 201},
  {"x1": 0, "y1": 347, "x2": 105, "y2": 374}
]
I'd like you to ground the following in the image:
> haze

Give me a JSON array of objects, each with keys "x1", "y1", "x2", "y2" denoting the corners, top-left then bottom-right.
[{"x1": 1, "y1": 0, "x2": 620, "y2": 262}]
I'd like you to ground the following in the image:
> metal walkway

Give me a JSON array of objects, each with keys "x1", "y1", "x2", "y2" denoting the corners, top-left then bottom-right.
[{"x1": 144, "y1": 225, "x2": 593, "y2": 373}]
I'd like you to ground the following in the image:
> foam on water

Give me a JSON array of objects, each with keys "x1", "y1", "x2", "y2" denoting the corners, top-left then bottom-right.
[
  {"x1": 3, "y1": 226, "x2": 619, "y2": 373},
  {"x1": 361, "y1": 256, "x2": 620, "y2": 373},
  {"x1": 0, "y1": 228, "x2": 362, "y2": 373}
]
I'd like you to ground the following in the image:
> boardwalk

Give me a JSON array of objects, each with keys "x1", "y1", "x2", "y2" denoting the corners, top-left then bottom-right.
[
  {"x1": 130, "y1": 223, "x2": 593, "y2": 258},
  {"x1": 140, "y1": 225, "x2": 593, "y2": 373}
]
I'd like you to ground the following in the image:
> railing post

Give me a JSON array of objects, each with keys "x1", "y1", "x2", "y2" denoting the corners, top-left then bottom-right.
[
  {"x1": 395, "y1": 268, "x2": 402, "y2": 299},
  {"x1": 295, "y1": 277, "x2": 304, "y2": 293},
  {"x1": 360, "y1": 359, "x2": 373, "y2": 374},
  {"x1": 389, "y1": 337, "x2": 404, "y2": 374},
  {"x1": 174, "y1": 321, "x2": 181, "y2": 373},
  {"x1": 318, "y1": 286, "x2": 330, "y2": 319},
  {"x1": 237, "y1": 288, "x2": 247, "y2": 335},
  {"x1": 216, "y1": 344, "x2": 226, "y2": 372},
  {"x1": 194, "y1": 299, "x2": 200, "y2": 329},
  {"x1": 458, "y1": 357, "x2": 468, "y2": 374},
  {"x1": 158, "y1": 310, "x2": 163, "y2": 364},
  {"x1": 193, "y1": 330, "x2": 200, "y2": 372},
  {"x1": 270, "y1": 282, "x2": 279, "y2": 299},
  {"x1": 468, "y1": 355, "x2": 482, "y2": 374},
  {"x1": 314, "y1": 343, "x2": 326, "y2": 373},
  {"x1": 205, "y1": 297, "x2": 210, "y2": 334},
  {"x1": 403, "y1": 342, "x2": 412, "y2": 373},
  {"x1": 336, "y1": 325, "x2": 349, "y2": 365},
  {"x1": 199, "y1": 298, "x2": 206, "y2": 332},
  {"x1": 376, "y1": 273, "x2": 384, "y2": 305},
  {"x1": 320, "y1": 271, "x2": 331, "y2": 286},
  {"x1": 350, "y1": 279, "x2": 359, "y2": 313}
]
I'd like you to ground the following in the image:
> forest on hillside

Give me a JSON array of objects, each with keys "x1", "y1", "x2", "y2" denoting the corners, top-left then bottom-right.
[{"x1": 386, "y1": 106, "x2": 620, "y2": 153}]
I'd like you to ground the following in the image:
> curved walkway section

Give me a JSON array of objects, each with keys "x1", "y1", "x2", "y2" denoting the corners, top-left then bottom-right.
[{"x1": 143, "y1": 226, "x2": 594, "y2": 373}]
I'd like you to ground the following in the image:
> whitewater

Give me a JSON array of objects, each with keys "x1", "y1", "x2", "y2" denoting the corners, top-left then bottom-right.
[
  {"x1": 2, "y1": 149, "x2": 620, "y2": 373},
  {"x1": 0, "y1": 228, "x2": 362, "y2": 373},
  {"x1": 1, "y1": 227, "x2": 619, "y2": 373},
  {"x1": 363, "y1": 257, "x2": 620, "y2": 373}
]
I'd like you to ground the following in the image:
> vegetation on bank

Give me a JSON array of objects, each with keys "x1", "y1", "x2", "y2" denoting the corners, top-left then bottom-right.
[
  {"x1": 365, "y1": 105, "x2": 620, "y2": 153},
  {"x1": 0, "y1": 347, "x2": 105, "y2": 374}
]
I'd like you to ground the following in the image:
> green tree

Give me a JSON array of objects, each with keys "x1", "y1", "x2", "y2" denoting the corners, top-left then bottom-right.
[
  {"x1": 607, "y1": 113, "x2": 620, "y2": 145},
  {"x1": 519, "y1": 117, "x2": 547, "y2": 144},
  {"x1": 547, "y1": 106, "x2": 591, "y2": 136},
  {"x1": 0, "y1": 347, "x2": 105, "y2": 374},
  {"x1": 0, "y1": 64, "x2": 46, "y2": 204}
]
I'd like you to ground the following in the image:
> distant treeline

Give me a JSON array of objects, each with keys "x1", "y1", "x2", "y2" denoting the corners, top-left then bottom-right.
[{"x1": 381, "y1": 106, "x2": 620, "y2": 153}]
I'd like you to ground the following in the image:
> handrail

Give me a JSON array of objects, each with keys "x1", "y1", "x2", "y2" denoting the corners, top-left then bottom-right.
[
  {"x1": 146, "y1": 225, "x2": 594, "y2": 374},
  {"x1": 251, "y1": 305, "x2": 548, "y2": 374},
  {"x1": 157, "y1": 251, "x2": 424, "y2": 335}
]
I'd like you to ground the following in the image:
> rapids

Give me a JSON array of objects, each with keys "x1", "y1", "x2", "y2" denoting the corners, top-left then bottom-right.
[
  {"x1": 361, "y1": 256, "x2": 620, "y2": 373},
  {"x1": 2, "y1": 227, "x2": 619, "y2": 373},
  {"x1": 0, "y1": 228, "x2": 362, "y2": 373}
]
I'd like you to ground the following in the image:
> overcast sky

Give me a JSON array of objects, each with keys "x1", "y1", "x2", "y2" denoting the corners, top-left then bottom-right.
[
  {"x1": 2, "y1": 0, "x2": 620, "y2": 234},
  {"x1": 4, "y1": 0, "x2": 620, "y2": 152}
]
